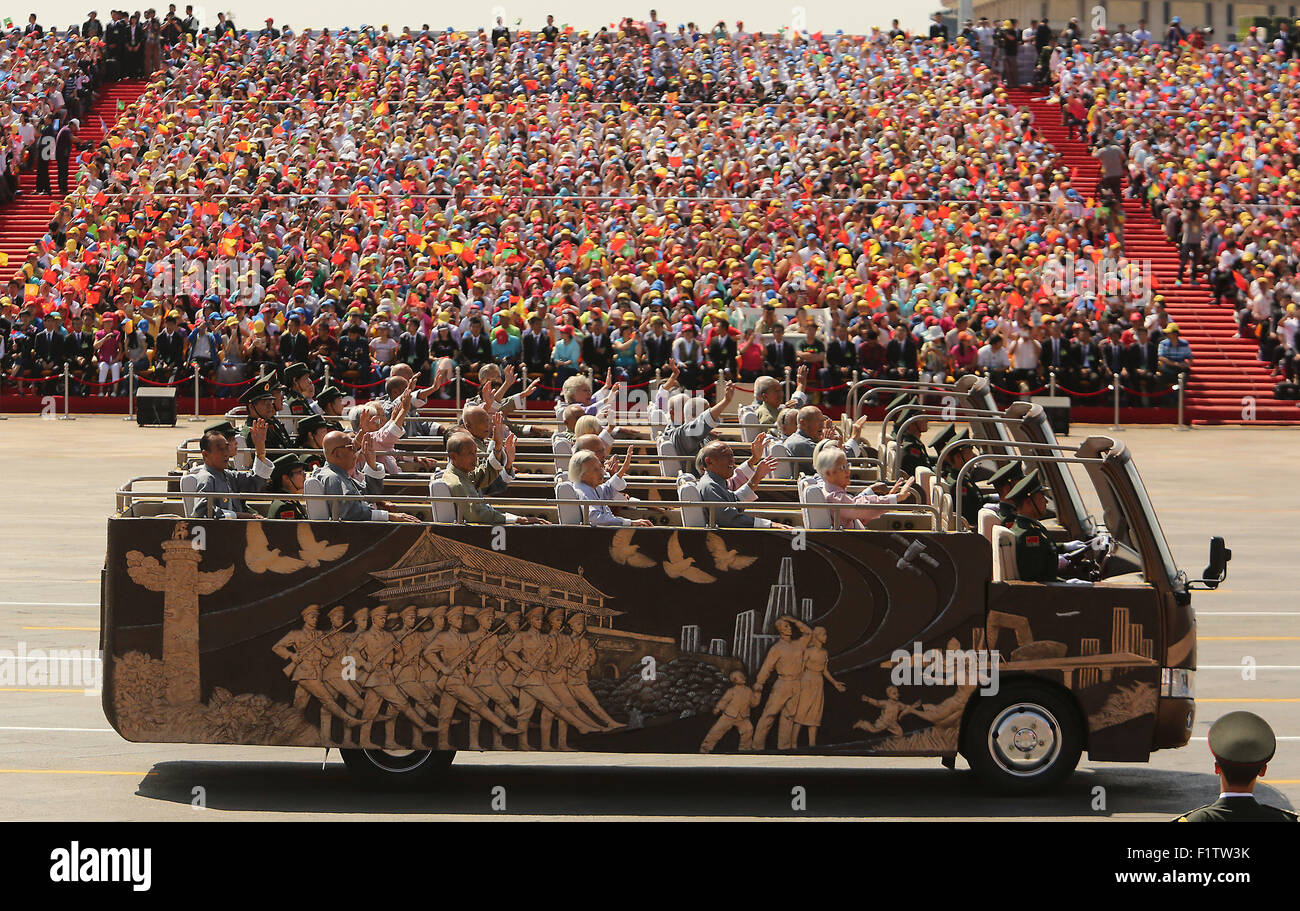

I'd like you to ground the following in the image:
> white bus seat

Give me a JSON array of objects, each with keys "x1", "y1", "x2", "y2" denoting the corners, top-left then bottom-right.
[
  {"x1": 429, "y1": 478, "x2": 457, "y2": 523},
  {"x1": 769, "y1": 441, "x2": 793, "y2": 479},
  {"x1": 739, "y1": 406, "x2": 759, "y2": 443},
  {"x1": 915, "y1": 466, "x2": 936, "y2": 505},
  {"x1": 800, "y1": 482, "x2": 834, "y2": 530},
  {"x1": 677, "y1": 478, "x2": 706, "y2": 528},
  {"x1": 551, "y1": 434, "x2": 573, "y2": 474},
  {"x1": 657, "y1": 437, "x2": 682, "y2": 476},
  {"x1": 938, "y1": 490, "x2": 953, "y2": 531},
  {"x1": 304, "y1": 475, "x2": 329, "y2": 521},
  {"x1": 555, "y1": 481, "x2": 584, "y2": 525},
  {"x1": 992, "y1": 525, "x2": 1019, "y2": 582},
  {"x1": 179, "y1": 472, "x2": 199, "y2": 515},
  {"x1": 885, "y1": 440, "x2": 899, "y2": 478},
  {"x1": 978, "y1": 507, "x2": 1001, "y2": 542}
]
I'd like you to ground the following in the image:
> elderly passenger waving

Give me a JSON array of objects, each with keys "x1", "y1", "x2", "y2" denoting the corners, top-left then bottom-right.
[
  {"x1": 568, "y1": 449, "x2": 654, "y2": 528},
  {"x1": 814, "y1": 445, "x2": 915, "y2": 529}
]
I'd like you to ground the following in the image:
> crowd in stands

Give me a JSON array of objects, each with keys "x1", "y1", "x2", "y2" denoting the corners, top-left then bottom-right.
[
  {"x1": 1049, "y1": 22, "x2": 1300, "y2": 386},
  {"x1": 4, "y1": 12, "x2": 1299, "y2": 405}
]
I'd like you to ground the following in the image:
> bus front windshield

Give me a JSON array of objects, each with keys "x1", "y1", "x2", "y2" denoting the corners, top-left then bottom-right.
[{"x1": 1122, "y1": 458, "x2": 1181, "y2": 589}]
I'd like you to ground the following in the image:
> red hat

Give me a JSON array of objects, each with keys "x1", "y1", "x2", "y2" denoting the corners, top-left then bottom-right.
[{"x1": 559, "y1": 325, "x2": 574, "y2": 335}]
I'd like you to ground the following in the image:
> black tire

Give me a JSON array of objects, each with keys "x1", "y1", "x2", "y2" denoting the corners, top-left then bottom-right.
[
  {"x1": 339, "y1": 748, "x2": 455, "y2": 789},
  {"x1": 962, "y1": 683, "x2": 1083, "y2": 793}
]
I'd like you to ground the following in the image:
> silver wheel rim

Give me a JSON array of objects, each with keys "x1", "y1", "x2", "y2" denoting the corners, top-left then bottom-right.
[
  {"x1": 987, "y1": 702, "x2": 1063, "y2": 778},
  {"x1": 363, "y1": 749, "x2": 431, "y2": 773}
]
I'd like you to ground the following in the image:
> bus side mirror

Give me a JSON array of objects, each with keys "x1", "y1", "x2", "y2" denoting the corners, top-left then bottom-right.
[{"x1": 1199, "y1": 536, "x2": 1231, "y2": 589}]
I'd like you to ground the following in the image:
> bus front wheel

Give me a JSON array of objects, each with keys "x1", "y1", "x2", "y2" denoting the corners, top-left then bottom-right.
[
  {"x1": 340, "y1": 748, "x2": 456, "y2": 789},
  {"x1": 963, "y1": 684, "x2": 1083, "y2": 793}
]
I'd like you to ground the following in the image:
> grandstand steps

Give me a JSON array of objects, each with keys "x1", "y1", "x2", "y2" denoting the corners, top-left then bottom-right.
[
  {"x1": 1009, "y1": 88, "x2": 1300, "y2": 424},
  {"x1": 0, "y1": 80, "x2": 150, "y2": 268}
]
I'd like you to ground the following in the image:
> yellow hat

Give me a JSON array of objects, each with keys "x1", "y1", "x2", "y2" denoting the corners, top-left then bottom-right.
[{"x1": 1165, "y1": 323, "x2": 1180, "y2": 333}]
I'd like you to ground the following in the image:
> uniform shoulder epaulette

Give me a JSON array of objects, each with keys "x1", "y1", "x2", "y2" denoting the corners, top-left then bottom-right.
[{"x1": 1172, "y1": 803, "x2": 1214, "y2": 822}]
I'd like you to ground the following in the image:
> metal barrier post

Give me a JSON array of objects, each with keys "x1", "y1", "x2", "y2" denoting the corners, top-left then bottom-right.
[
  {"x1": 1174, "y1": 381, "x2": 1189, "y2": 431},
  {"x1": 324, "y1": 362, "x2": 331, "y2": 388},
  {"x1": 188, "y1": 366, "x2": 203, "y2": 422},
  {"x1": 783, "y1": 365, "x2": 791, "y2": 401},
  {"x1": 123, "y1": 362, "x2": 136, "y2": 421},
  {"x1": 1048, "y1": 369, "x2": 1057, "y2": 397},
  {"x1": 59, "y1": 365, "x2": 76, "y2": 421},
  {"x1": 454, "y1": 366, "x2": 462, "y2": 408},
  {"x1": 1110, "y1": 381, "x2": 1121, "y2": 431}
]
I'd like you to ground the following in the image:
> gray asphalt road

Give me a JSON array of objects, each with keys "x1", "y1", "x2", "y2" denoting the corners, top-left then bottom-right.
[{"x1": 1, "y1": 415, "x2": 1295, "y2": 820}]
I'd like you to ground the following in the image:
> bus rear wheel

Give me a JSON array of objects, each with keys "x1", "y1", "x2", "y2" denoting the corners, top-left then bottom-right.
[
  {"x1": 340, "y1": 748, "x2": 456, "y2": 789},
  {"x1": 963, "y1": 684, "x2": 1083, "y2": 793}
]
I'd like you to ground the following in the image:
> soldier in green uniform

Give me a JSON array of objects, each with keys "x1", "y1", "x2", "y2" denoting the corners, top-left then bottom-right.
[
  {"x1": 1005, "y1": 471, "x2": 1063, "y2": 583},
  {"x1": 988, "y1": 460, "x2": 1024, "y2": 524},
  {"x1": 294, "y1": 413, "x2": 339, "y2": 471},
  {"x1": 1175, "y1": 711, "x2": 1298, "y2": 821},
  {"x1": 932, "y1": 425, "x2": 988, "y2": 529},
  {"x1": 266, "y1": 453, "x2": 308, "y2": 520},
  {"x1": 890, "y1": 394, "x2": 934, "y2": 477},
  {"x1": 240, "y1": 377, "x2": 295, "y2": 452},
  {"x1": 281, "y1": 362, "x2": 319, "y2": 416},
  {"x1": 316, "y1": 385, "x2": 346, "y2": 417}
]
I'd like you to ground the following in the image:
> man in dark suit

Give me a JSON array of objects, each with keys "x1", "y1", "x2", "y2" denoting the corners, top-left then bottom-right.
[
  {"x1": 823, "y1": 324, "x2": 857, "y2": 405},
  {"x1": 1064, "y1": 324, "x2": 1102, "y2": 394},
  {"x1": 67, "y1": 311, "x2": 97, "y2": 392},
  {"x1": 641, "y1": 316, "x2": 673, "y2": 374},
  {"x1": 457, "y1": 316, "x2": 492, "y2": 379},
  {"x1": 706, "y1": 318, "x2": 738, "y2": 385},
  {"x1": 581, "y1": 315, "x2": 612, "y2": 374},
  {"x1": 397, "y1": 316, "x2": 430, "y2": 379},
  {"x1": 124, "y1": 13, "x2": 144, "y2": 78},
  {"x1": 153, "y1": 310, "x2": 188, "y2": 382},
  {"x1": 763, "y1": 322, "x2": 796, "y2": 378},
  {"x1": 277, "y1": 314, "x2": 311, "y2": 367},
  {"x1": 1175, "y1": 711, "x2": 1298, "y2": 822},
  {"x1": 1124, "y1": 324, "x2": 1161, "y2": 405},
  {"x1": 884, "y1": 325, "x2": 919, "y2": 381},
  {"x1": 1040, "y1": 318, "x2": 1067, "y2": 379},
  {"x1": 1098, "y1": 325, "x2": 1128, "y2": 400},
  {"x1": 520, "y1": 314, "x2": 552, "y2": 396},
  {"x1": 32, "y1": 313, "x2": 65, "y2": 393}
]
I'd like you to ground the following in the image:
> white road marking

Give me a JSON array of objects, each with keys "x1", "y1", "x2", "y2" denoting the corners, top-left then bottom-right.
[
  {"x1": 0, "y1": 602, "x2": 98, "y2": 607},
  {"x1": 0, "y1": 725, "x2": 116, "y2": 733},
  {"x1": 1197, "y1": 612, "x2": 1300, "y2": 616}
]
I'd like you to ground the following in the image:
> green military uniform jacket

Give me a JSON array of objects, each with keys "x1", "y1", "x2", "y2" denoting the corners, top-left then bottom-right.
[
  {"x1": 267, "y1": 499, "x2": 307, "y2": 521},
  {"x1": 284, "y1": 390, "x2": 314, "y2": 416},
  {"x1": 244, "y1": 416, "x2": 295, "y2": 452},
  {"x1": 1010, "y1": 513, "x2": 1059, "y2": 583},
  {"x1": 754, "y1": 400, "x2": 780, "y2": 427},
  {"x1": 944, "y1": 470, "x2": 987, "y2": 529},
  {"x1": 897, "y1": 431, "x2": 933, "y2": 476},
  {"x1": 1174, "y1": 795, "x2": 1299, "y2": 822},
  {"x1": 443, "y1": 464, "x2": 512, "y2": 525},
  {"x1": 997, "y1": 499, "x2": 1016, "y2": 524}
]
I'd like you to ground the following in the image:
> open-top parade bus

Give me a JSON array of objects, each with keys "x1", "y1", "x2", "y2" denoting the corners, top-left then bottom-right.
[{"x1": 102, "y1": 377, "x2": 1229, "y2": 791}]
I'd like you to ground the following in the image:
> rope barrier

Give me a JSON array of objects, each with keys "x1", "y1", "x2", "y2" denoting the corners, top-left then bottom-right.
[
  {"x1": 1054, "y1": 384, "x2": 1114, "y2": 397},
  {"x1": 136, "y1": 374, "x2": 192, "y2": 387},
  {"x1": 338, "y1": 376, "x2": 388, "y2": 389},
  {"x1": 989, "y1": 383, "x2": 1048, "y2": 396}
]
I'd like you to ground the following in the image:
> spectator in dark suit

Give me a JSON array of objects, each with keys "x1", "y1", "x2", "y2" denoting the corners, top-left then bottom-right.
[
  {"x1": 1124, "y1": 324, "x2": 1160, "y2": 405},
  {"x1": 152, "y1": 310, "x2": 188, "y2": 382},
  {"x1": 641, "y1": 315, "x2": 673, "y2": 374},
  {"x1": 82, "y1": 12, "x2": 105, "y2": 38},
  {"x1": 277, "y1": 314, "x2": 311, "y2": 367},
  {"x1": 823, "y1": 324, "x2": 857, "y2": 405},
  {"x1": 458, "y1": 316, "x2": 492, "y2": 379},
  {"x1": 884, "y1": 324, "x2": 918, "y2": 381},
  {"x1": 397, "y1": 316, "x2": 430, "y2": 379},
  {"x1": 1099, "y1": 325, "x2": 1128, "y2": 400},
  {"x1": 54, "y1": 119, "x2": 79, "y2": 195},
  {"x1": 581, "y1": 315, "x2": 612, "y2": 374},
  {"x1": 1065, "y1": 324, "x2": 1103, "y2": 394},
  {"x1": 764, "y1": 322, "x2": 796, "y2": 379},
  {"x1": 520, "y1": 314, "x2": 553, "y2": 395}
]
